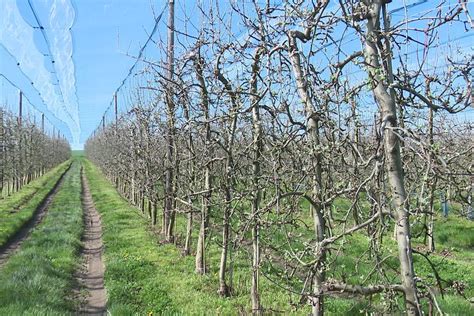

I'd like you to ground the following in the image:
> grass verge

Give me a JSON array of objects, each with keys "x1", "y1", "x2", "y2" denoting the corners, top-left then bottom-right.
[
  {"x1": 84, "y1": 158, "x2": 474, "y2": 315},
  {"x1": 0, "y1": 160, "x2": 84, "y2": 315},
  {"x1": 84, "y1": 159, "x2": 311, "y2": 314},
  {"x1": 0, "y1": 161, "x2": 71, "y2": 247}
]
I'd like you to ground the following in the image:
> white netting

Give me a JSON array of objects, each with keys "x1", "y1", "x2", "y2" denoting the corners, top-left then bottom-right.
[{"x1": 0, "y1": 0, "x2": 80, "y2": 144}]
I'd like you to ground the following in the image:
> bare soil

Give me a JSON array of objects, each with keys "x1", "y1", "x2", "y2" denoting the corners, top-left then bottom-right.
[{"x1": 76, "y1": 168, "x2": 107, "y2": 315}]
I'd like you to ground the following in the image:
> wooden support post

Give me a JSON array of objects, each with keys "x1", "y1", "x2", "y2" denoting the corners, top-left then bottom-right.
[
  {"x1": 18, "y1": 91, "x2": 23, "y2": 127},
  {"x1": 17, "y1": 91, "x2": 23, "y2": 191},
  {"x1": 164, "y1": 0, "x2": 176, "y2": 241},
  {"x1": 114, "y1": 93, "x2": 118, "y2": 124},
  {"x1": 40, "y1": 115, "x2": 45, "y2": 174}
]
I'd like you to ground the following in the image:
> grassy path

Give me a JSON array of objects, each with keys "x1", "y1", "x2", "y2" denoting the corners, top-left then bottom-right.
[
  {"x1": 0, "y1": 160, "x2": 84, "y2": 315},
  {"x1": 0, "y1": 163, "x2": 72, "y2": 266},
  {"x1": 83, "y1": 158, "x2": 298, "y2": 314},
  {"x1": 85, "y1": 158, "x2": 474, "y2": 315},
  {"x1": 0, "y1": 161, "x2": 71, "y2": 247},
  {"x1": 0, "y1": 157, "x2": 470, "y2": 315},
  {"x1": 75, "y1": 168, "x2": 107, "y2": 314},
  {"x1": 83, "y1": 159, "x2": 177, "y2": 314}
]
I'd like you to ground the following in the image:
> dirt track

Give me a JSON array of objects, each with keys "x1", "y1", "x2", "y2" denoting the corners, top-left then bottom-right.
[
  {"x1": 76, "y1": 168, "x2": 107, "y2": 315},
  {"x1": 0, "y1": 164, "x2": 72, "y2": 267}
]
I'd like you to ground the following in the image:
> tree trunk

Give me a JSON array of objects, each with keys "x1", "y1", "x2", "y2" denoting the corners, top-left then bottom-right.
[
  {"x1": 250, "y1": 48, "x2": 264, "y2": 314},
  {"x1": 152, "y1": 201, "x2": 158, "y2": 226},
  {"x1": 183, "y1": 93, "x2": 195, "y2": 256},
  {"x1": 196, "y1": 168, "x2": 209, "y2": 274},
  {"x1": 288, "y1": 32, "x2": 326, "y2": 316},
  {"x1": 193, "y1": 54, "x2": 211, "y2": 274},
  {"x1": 215, "y1": 51, "x2": 239, "y2": 295},
  {"x1": 427, "y1": 85, "x2": 436, "y2": 252},
  {"x1": 351, "y1": 98, "x2": 361, "y2": 225},
  {"x1": 184, "y1": 205, "x2": 193, "y2": 255},
  {"x1": 363, "y1": 2, "x2": 421, "y2": 314},
  {"x1": 218, "y1": 186, "x2": 231, "y2": 295}
]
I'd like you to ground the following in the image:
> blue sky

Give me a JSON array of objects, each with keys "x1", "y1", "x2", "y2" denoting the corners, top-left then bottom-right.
[
  {"x1": 73, "y1": 0, "x2": 159, "y2": 147},
  {"x1": 1, "y1": 0, "x2": 473, "y2": 149},
  {"x1": 1, "y1": 0, "x2": 167, "y2": 149}
]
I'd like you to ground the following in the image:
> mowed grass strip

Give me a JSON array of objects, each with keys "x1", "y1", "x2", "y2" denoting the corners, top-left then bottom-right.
[
  {"x1": 0, "y1": 161, "x2": 71, "y2": 247},
  {"x1": 84, "y1": 159, "x2": 310, "y2": 315},
  {"x1": 86, "y1": 157, "x2": 474, "y2": 315},
  {"x1": 0, "y1": 160, "x2": 84, "y2": 315}
]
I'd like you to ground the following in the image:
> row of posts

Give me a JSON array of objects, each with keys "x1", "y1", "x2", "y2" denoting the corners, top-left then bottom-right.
[
  {"x1": 0, "y1": 90, "x2": 64, "y2": 197},
  {"x1": 98, "y1": 93, "x2": 118, "y2": 133},
  {"x1": 15, "y1": 91, "x2": 62, "y2": 137}
]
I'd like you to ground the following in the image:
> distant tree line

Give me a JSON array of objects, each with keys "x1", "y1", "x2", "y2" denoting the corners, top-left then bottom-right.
[{"x1": 0, "y1": 107, "x2": 70, "y2": 197}]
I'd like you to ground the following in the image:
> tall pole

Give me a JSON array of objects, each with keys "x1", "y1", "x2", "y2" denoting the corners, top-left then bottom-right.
[
  {"x1": 41, "y1": 113, "x2": 45, "y2": 175},
  {"x1": 18, "y1": 91, "x2": 23, "y2": 127},
  {"x1": 167, "y1": 1, "x2": 175, "y2": 80},
  {"x1": 114, "y1": 93, "x2": 118, "y2": 124},
  {"x1": 164, "y1": 0, "x2": 175, "y2": 240},
  {"x1": 17, "y1": 91, "x2": 23, "y2": 190}
]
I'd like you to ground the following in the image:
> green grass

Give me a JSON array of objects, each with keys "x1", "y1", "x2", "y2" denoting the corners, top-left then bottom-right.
[
  {"x1": 0, "y1": 160, "x2": 84, "y2": 315},
  {"x1": 256, "y1": 192, "x2": 474, "y2": 314},
  {"x1": 262, "y1": 199, "x2": 474, "y2": 314},
  {"x1": 71, "y1": 150, "x2": 84, "y2": 157},
  {"x1": 84, "y1": 159, "x2": 311, "y2": 315},
  {"x1": 0, "y1": 155, "x2": 468, "y2": 314},
  {"x1": 85, "y1": 158, "x2": 474, "y2": 315},
  {"x1": 0, "y1": 161, "x2": 71, "y2": 247}
]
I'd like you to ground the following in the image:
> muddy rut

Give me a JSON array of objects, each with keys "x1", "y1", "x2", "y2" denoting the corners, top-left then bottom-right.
[
  {"x1": 0, "y1": 163, "x2": 72, "y2": 267},
  {"x1": 76, "y1": 168, "x2": 107, "y2": 315}
]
